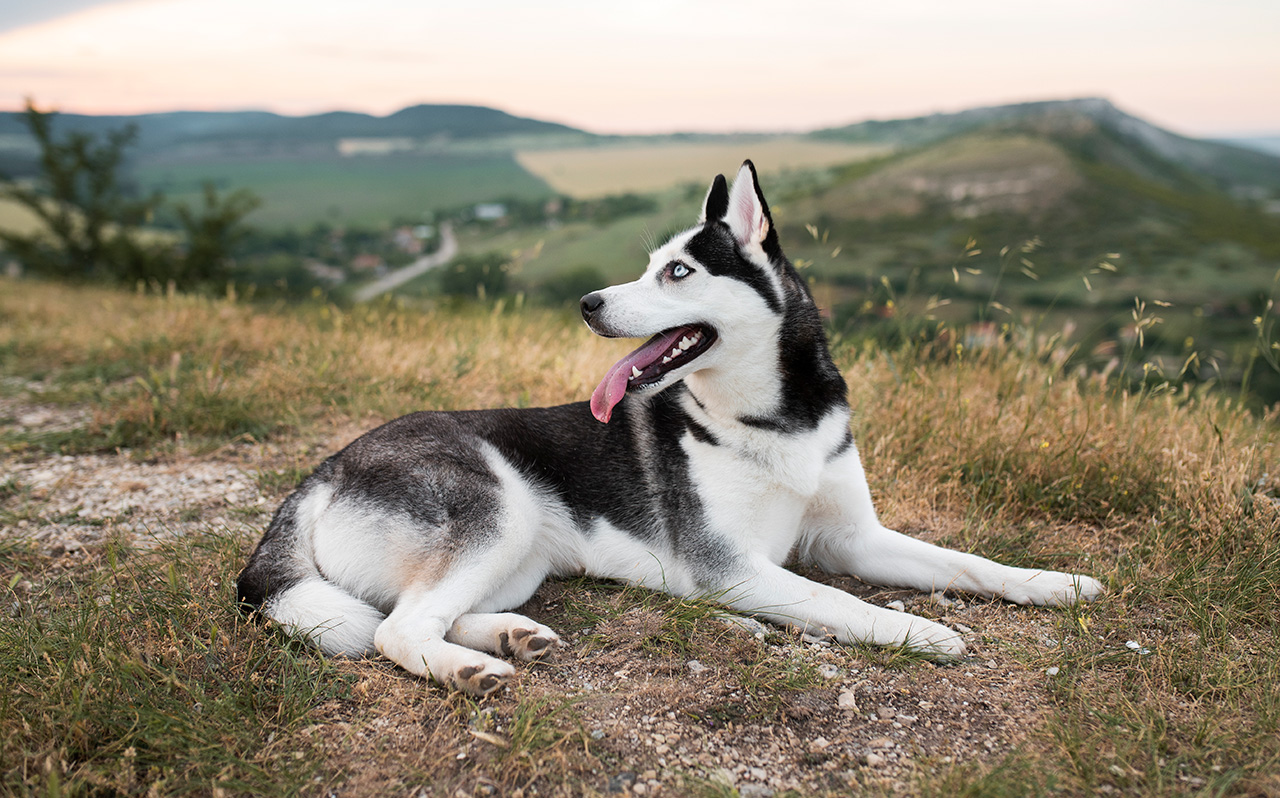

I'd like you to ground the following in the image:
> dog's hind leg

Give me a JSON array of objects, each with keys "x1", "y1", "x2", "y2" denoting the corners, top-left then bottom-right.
[
  {"x1": 375, "y1": 583, "x2": 517, "y2": 696},
  {"x1": 446, "y1": 613, "x2": 562, "y2": 661},
  {"x1": 262, "y1": 577, "x2": 385, "y2": 656}
]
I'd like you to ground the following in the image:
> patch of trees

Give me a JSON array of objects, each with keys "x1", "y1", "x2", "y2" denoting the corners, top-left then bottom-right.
[{"x1": 0, "y1": 100, "x2": 259, "y2": 290}]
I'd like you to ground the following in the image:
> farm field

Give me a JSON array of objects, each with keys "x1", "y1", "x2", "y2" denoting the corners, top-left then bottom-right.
[
  {"x1": 2, "y1": 279, "x2": 1278, "y2": 796},
  {"x1": 134, "y1": 152, "x2": 554, "y2": 229},
  {"x1": 515, "y1": 138, "x2": 890, "y2": 197}
]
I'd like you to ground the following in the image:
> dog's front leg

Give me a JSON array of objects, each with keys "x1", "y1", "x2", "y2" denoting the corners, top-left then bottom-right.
[
  {"x1": 713, "y1": 555, "x2": 967, "y2": 658},
  {"x1": 801, "y1": 451, "x2": 1104, "y2": 605}
]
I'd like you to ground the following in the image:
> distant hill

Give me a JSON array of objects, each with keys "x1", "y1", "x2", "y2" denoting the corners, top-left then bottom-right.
[
  {"x1": 1218, "y1": 136, "x2": 1280, "y2": 158},
  {"x1": 812, "y1": 98, "x2": 1280, "y2": 192},
  {"x1": 0, "y1": 104, "x2": 593, "y2": 168},
  {"x1": 0, "y1": 103, "x2": 596, "y2": 227}
]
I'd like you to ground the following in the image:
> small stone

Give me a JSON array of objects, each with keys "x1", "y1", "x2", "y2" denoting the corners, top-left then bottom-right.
[
  {"x1": 895, "y1": 713, "x2": 918, "y2": 725},
  {"x1": 953, "y1": 622, "x2": 973, "y2": 634},
  {"x1": 864, "y1": 752, "x2": 886, "y2": 767},
  {"x1": 817, "y1": 663, "x2": 840, "y2": 679},
  {"x1": 591, "y1": 729, "x2": 606, "y2": 740},
  {"x1": 801, "y1": 632, "x2": 831, "y2": 644},
  {"x1": 720, "y1": 615, "x2": 770, "y2": 636},
  {"x1": 607, "y1": 773, "x2": 637, "y2": 793},
  {"x1": 837, "y1": 691, "x2": 859, "y2": 710},
  {"x1": 886, "y1": 600, "x2": 906, "y2": 612},
  {"x1": 632, "y1": 784, "x2": 646, "y2": 795},
  {"x1": 1046, "y1": 666, "x2": 1060, "y2": 677},
  {"x1": 740, "y1": 786, "x2": 774, "y2": 798},
  {"x1": 929, "y1": 592, "x2": 957, "y2": 607},
  {"x1": 868, "y1": 737, "x2": 893, "y2": 749},
  {"x1": 985, "y1": 659, "x2": 997, "y2": 669},
  {"x1": 686, "y1": 660, "x2": 707, "y2": 675},
  {"x1": 877, "y1": 705, "x2": 895, "y2": 720}
]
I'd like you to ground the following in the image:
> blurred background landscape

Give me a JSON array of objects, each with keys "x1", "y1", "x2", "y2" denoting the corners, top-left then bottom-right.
[{"x1": 2, "y1": 1, "x2": 1278, "y2": 408}]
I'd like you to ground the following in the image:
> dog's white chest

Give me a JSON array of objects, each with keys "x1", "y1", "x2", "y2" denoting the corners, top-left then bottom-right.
[{"x1": 683, "y1": 416, "x2": 846, "y2": 563}]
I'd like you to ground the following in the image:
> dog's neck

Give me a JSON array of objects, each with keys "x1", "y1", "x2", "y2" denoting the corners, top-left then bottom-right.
[
  {"x1": 683, "y1": 289, "x2": 849, "y2": 433},
  {"x1": 683, "y1": 316, "x2": 786, "y2": 422}
]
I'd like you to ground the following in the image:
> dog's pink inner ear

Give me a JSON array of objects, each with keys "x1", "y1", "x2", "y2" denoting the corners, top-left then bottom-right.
[{"x1": 726, "y1": 164, "x2": 769, "y2": 246}]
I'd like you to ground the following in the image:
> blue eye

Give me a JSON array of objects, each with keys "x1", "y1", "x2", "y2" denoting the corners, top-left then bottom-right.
[{"x1": 667, "y1": 261, "x2": 691, "y2": 280}]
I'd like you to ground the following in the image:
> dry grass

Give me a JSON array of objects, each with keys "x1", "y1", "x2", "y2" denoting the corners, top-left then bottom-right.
[
  {"x1": 2, "y1": 277, "x2": 1279, "y2": 796},
  {"x1": 516, "y1": 139, "x2": 889, "y2": 198},
  {"x1": 0, "y1": 281, "x2": 632, "y2": 452}
]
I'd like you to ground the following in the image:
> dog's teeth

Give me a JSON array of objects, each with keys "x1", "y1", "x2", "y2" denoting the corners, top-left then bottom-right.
[
  {"x1": 662, "y1": 356, "x2": 671, "y2": 364},
  {"x1": 671, "y1": 347, "x2": 682, "y2": 357},
  {"x1": 679, "y1": 336, "x2": 693, "y2": 350},
  {"x1": 630, "y1": 366, "x2": 642, "y2": 380}
]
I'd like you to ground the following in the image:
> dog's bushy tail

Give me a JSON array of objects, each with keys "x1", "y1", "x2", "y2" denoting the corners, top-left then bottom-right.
[{"x1": 236, "y1": 485, "x2": 383, "y2": 656}]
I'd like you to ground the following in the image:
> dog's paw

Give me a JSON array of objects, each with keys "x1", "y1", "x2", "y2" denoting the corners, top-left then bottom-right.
[
  {"x1": 1004, "y1": 571, "x2": 1105, "y2": 607},
  {"x1": 450, "y1": 657, "x2": 515, "y2": 697},
  {"x1": 502, "y1": 624, "x2": 562, "y2": 661}
]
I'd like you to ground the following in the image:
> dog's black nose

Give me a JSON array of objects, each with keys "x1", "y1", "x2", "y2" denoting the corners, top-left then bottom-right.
[{"x1": 580, "y1": 292, "x2": 604, "y2": 321}]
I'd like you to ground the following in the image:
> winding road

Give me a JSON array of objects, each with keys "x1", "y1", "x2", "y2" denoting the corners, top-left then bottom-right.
[{"x1": 352, "y1": 221, "x2": 457, "y2": 302}]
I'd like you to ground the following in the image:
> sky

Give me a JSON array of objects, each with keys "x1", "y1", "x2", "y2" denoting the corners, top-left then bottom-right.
[{"x1": 0, "y1": 0, "x2": 1277, "y2": 137}]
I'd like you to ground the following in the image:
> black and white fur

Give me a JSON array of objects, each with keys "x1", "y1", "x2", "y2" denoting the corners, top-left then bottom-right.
[{"x1": 237, "y1": 161, "x2": 1103, "y2": 696}]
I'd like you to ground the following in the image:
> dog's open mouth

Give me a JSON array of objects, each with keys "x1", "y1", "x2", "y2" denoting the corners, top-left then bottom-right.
[{"x1": 590, "y1": 324, "x2": 717, "y2": 423}]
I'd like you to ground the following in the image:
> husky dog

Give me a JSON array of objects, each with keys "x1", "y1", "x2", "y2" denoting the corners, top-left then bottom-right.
[{"x1": 237, "y1": 161, "x2": 1103, "y2": 696}]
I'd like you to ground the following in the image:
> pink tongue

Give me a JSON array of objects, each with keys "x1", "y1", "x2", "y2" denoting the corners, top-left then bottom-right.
[{"x1": 590, "y1": 328, "x2": 688, "y2": 423}]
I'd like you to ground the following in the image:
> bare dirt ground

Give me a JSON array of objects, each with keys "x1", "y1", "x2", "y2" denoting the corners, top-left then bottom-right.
[{"x1": 2, "y1": 396, "x2": 1102, "y2": 796}]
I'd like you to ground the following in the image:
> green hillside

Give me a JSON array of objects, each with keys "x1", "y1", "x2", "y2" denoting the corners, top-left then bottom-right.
[{"x1": 787, "y1": 112, "x2": 1280, "y2": 403}]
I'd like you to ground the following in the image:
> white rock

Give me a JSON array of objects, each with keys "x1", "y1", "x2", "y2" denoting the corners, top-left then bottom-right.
[{"x1": 837, "y1": 691, "x2": 859, "y2": 710}]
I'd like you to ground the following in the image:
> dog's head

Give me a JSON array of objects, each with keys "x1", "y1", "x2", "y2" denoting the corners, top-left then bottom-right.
[{"x1": 580, "y1": 160, "x2": 806, "y2": 423}]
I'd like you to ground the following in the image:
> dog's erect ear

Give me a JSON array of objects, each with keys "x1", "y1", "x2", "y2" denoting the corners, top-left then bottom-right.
[
  {"x1": 699, "y1": 174, "x2": 729, "y2": 224},
  {"x1": 725, "y1": 160, "x2": 774, "y2": 250}
]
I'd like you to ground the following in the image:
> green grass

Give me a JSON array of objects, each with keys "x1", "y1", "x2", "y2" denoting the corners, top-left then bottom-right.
[
  {"x1": 135, "y1": 152, "x2": 553, "y2": 229},
  {"x1": 0, "y1": 529, "x2": 349, "y2": 795}
]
